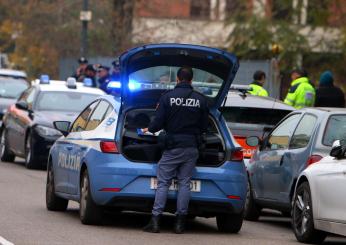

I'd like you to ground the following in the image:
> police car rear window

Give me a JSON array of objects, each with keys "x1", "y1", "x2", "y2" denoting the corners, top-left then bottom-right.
[
  {"x1": 220, "y1": 107, "x2": 291, "y2": 126},
  {"x1": 129, "y1": 66, "x2": 223, "y2": 98},
  {"x1": 323, "y1": 115, "x2": 346, "y2": 146},
  {"x1": 36, "y1": 92, "x2": 99, "y2": 112}
]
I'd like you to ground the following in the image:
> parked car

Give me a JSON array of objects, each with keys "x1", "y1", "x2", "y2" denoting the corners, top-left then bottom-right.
[
  {"x1": 0, "y1": 77, "x2": 104, "y2": 169},
  {"x1": 0, "y1": 69, "x2": 29, "y2": 127},
  {"x1": 220, "y1": 86, "x2": 293, "y2": 160},
  {"x1": 46, "y1": 44, "x2": 247, "y2": 233},
  {"x1": 245, "y1": 107, "x2": 346, "y2": 220},
  {"x1": 292, "y1": 139, "x2": 346, "y2": 243}
]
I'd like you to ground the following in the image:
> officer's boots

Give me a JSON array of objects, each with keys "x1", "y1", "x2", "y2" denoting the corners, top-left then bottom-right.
[
  {"x1": 143, "y1": 215, "x2": 161, "y2": 233},
  {"x1": 174, "y1": 215, "x2": 187, "y2": 234}
]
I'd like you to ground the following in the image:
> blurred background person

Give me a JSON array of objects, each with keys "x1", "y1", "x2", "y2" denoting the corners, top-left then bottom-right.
[
  {"x1": 97, "y1": 65, "x2": 111, "y2": 92},
  {"x1": 84, "y1": 64, "x2": 97, "y2": 87},
  {"x1": 315, "y1": 70, "x2": 345, "y2": 107},
  {"x1": 73, "y1": 57, "x2": 88, "y2": 82},
  {"x1": 284, "y1": 68, "x2": 315, "y2": 109},
  {"x1": 249, "y1": 70, "x2": 268, "y2": 97}
]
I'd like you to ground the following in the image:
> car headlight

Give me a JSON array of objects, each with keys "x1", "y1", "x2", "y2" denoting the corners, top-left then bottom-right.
[{"x1": 35, "y1": 125, "x2": 62, "y2": 137}]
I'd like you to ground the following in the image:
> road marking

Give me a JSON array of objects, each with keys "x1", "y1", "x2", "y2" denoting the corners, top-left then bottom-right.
[{"x1": 0, "y1": 236, "x2": 14, "y2": 245}]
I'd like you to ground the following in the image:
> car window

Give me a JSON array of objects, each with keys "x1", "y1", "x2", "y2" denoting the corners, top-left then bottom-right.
[
  {"x1": 323, "y1": 115, "x2": 346, "y2": 146},
  {"x1": 85, "y1": 100, "x2": 111, "y2": 131},
  {"x1": 290, "y1": 114, "x2": 317, "y2": 149},
  {"x1": 266, "y1": 114, "x2": 301, "y2": 150},
  {"x1": 0, "y1": 77, "x2": 29, "y2": 99},
  {"x1": 71, "y1": 101, "x2": 99, "y2": 132},
  {"x1": 220, "y1": 107, "x2": 291, "y2": 126},
  {"x1": 19, "y1": 87, "x2": 36, "y2": 109}
]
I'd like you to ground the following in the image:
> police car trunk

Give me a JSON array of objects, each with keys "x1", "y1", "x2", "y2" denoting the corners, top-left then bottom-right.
[{"x1": 116, "y1": 44, "x2": 238, "y2": 166}]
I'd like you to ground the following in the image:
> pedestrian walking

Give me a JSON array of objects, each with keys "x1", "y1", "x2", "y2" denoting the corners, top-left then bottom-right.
[
  {"x1": 315, "y1": 70, "x2": 345, "y2": 108},
  {"x1": 141, "y1": 67, "x2": 209, "y2": 234},
  {"x1": 249, "y1": 70, "x2": 268, "y2": 97},
  {"x1": 284, "y1": 68, "x2": 315, "y2": 109}
]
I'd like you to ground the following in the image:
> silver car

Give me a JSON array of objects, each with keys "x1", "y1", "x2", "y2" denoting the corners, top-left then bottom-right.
[{"x1": 245, "y1": 107, "x2": 346, "y2": 221}]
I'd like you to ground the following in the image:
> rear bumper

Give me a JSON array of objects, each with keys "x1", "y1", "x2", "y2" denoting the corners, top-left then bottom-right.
[{"x1": 87, "y1": 155, "x2": 247, "y2": 215}]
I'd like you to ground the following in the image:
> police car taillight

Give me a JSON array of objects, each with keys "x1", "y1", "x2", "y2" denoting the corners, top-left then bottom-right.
[
  {"x1": 100, "y1": 141, "x2": 119, "y2": 154},
  {"x1": 230, "y1": 147, "x2": 243, "y2": 161}
]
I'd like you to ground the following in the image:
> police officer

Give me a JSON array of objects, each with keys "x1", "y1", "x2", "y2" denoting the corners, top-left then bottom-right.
[
  {"x1": 249, "y1": 70, "x2": 268, "y2": 97},
  {"x1": 141, "y1": 67, "x2": 209, "y2": 234},
  {"x1": 72, "y1": 57, "x2": 88, "y2": 82},
  {"x1": 284, "y1": 68, "x2": 315, "y2": 109},
  {"x1": 97, "y1": 65, "x2": 111, "y2": 93}
]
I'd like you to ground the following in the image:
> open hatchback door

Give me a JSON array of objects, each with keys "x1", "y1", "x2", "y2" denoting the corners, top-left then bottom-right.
[{"x1": 118, "y1": 44, "x2": 239, "y2": 110}]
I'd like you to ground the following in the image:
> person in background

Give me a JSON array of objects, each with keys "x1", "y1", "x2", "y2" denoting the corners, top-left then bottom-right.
[
  {"x1": 110, "y1": 58, "x2": 121, "y2": 81},
  {"x1": 284, "y1": 68, "x2": 315, "y2": 109},
  {"x1": 73, "y1": 57, "x2": 88, "y2": 82},
  {"x1": 249, "y1": 70, "x2": 268, "y2": 97},
  {"x1": 315, "y1": 70, "x2": 345, "y2": 108},
  {"x1": 97, "y1": 65, "x2": 111, "y2": 93},
  {"x1": 84, "y1": 64, "x2": 97, "y2": 87}
]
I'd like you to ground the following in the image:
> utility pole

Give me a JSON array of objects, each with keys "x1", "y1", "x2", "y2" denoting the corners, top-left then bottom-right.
[{"x1": 80, "y1": 0, "x2": 92, "y2": 57}]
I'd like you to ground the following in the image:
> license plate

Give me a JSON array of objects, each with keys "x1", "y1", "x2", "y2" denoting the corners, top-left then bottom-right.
[{"x1": 150, "y1": 178, "x2": 201, "y2": 192}]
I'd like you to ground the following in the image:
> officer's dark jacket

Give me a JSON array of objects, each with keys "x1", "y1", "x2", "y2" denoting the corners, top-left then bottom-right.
[{"x1": 148, "y1": 82, "x2": 209, "y2": 137}]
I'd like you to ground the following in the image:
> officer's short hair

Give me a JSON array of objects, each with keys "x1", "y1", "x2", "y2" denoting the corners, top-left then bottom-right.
[
  {"x1": 177, "y1": 67, "x2": 193, "y2": 82},
  {"x1": 291, "y1": 68, "x2": 308, "y2": 77},
  {"x1": 253, "y1": 70, "x2": 266, "y2": 81}
]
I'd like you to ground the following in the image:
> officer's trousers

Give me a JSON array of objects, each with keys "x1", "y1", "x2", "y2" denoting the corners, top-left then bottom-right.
[{"x1": 152, "y1": 147, "x2": 199, "y2": 216}]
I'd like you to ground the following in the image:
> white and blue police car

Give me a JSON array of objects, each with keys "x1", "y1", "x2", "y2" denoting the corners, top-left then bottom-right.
[
  {"x1": 46, "y1": 44, "x2": 247, "y2": 233},
  {"x1": 0, "y1": 76, "x2": 104, "y2": 169}
]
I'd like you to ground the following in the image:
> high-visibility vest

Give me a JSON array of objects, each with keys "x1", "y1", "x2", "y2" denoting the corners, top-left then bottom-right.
[
  {"x1": 249, "y1": 83, "x2": 268, "y2": 97},
  {"x1": 284, "y1": 77, "x2": 315, "y2": 109}
]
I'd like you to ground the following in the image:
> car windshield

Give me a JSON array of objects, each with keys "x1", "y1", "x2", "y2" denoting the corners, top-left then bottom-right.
[
  {"x1": 220, "y1": 107, "x2": 291, "y2": 127},
  {"x1": 323, "y1": 115, "x2": 346, "y2": 146},
  {"x1": 0, "y1": 77, "x2": 29, "y2": 99},
  {"x1": 128, "y1": 66, "x2": 223, "y2": 97},
  {"x1": 36, "y1": 92, "x2": 99, "y2": 112}
]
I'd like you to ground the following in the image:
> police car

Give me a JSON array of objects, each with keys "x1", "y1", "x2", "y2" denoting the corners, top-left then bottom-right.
[
  {"x1": 0, "y1": 76, "x2": 104, "y2": 169},
  {"x1": 46, "y1": 44, "x2": 247, "y2": 233}
]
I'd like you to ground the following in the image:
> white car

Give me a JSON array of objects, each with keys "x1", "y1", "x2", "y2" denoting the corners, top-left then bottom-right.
[{"x1": 292, "y1": 140, "x2": 346, "y2": 243}]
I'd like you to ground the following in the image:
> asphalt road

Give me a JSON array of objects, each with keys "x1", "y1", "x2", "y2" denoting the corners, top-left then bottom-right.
[{"x1": 0, "y1": 159, "x2": 345, "y2": 245}]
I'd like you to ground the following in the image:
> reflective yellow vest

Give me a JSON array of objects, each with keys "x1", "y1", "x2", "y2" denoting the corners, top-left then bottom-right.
[
  {"x1": 249, "y1": 83, "x2": 268, "y2": 97},
  {"x1": 284, "y1": 77, "x2": 315, "y2": 109}
]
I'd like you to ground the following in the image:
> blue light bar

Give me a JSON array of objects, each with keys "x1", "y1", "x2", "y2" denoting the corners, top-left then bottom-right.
[
  {"x1": 128, "y1": 80, "x2": 141, "y2": 91},
  {"x1": 83, "y1": 78, "x2": 93, "y2": 87},
  {"x1": 40, "y1": 74, "x2": 50, "y2": 84},
  {"x1": 107, "y1": 81, "x2": 121, "y2": 89}
]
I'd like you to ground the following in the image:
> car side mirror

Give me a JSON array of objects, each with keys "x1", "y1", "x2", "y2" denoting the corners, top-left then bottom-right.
[
  {"x1": 246, "y1": 136, "x2": 260, "y2": 147},
  {"x1": 53, "y1": 121, "x2": 71, "y2": 137},
  {"x1": 330, "y1": 140, "x2": 344, "y2": 158},
  {"x1": 15, "y1": 101, "x2": 29, "y2": 111}
]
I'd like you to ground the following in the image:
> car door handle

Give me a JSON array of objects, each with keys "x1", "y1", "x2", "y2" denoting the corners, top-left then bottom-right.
[{"x1": 66, "y1": 146, "x2": 73, "y2": 151}]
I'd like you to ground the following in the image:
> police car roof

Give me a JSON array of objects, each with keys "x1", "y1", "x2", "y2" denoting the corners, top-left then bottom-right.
[
  {"x1": 0, "y1": 69, "x2": 27, "y2": 79},
  {"x1": 33, "y1": 80, "x2": 105, "y2": 95}
]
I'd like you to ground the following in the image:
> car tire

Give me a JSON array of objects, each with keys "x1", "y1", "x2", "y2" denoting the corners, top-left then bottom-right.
[
  {"x1": 46, "y1": 163, "x2": 68, "y2": 211},
  {"x1": 216, "y1": 212, "x2": 244, "y2": 233},
  {"x1": 0, "y1": 129, "x2": 15, "y2": 162},
  {"x1": 292, "y1": 182, "x2": 327, "y2": 244},
  {"x1": 25, "y1": 132, "x2": 40, "y2": 169},
  {"x1": 80, "y1": 169, "x2": 103, "y2": 225},
  {"x1": 244, "y1": 179, "x2": 261, "y2": 221}
]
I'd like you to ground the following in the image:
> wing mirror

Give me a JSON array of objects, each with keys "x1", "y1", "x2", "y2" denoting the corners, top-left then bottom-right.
[
  {"x1": 15, "y1": 101, "x2": 29, "y2": 111},
  {"x1": 53, "y1": 121, "x2": 71, "y2": 137},
  {"x1": 330, "y1": 140, "x2": 346, "y2": 159},
  {"x1": 246, "y1": 136, "x2": 261, "y2": 147}
]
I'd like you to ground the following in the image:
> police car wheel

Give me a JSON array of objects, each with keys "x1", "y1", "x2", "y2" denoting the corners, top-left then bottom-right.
[
  {"x1": 46, "y1": 163, "x2": 68, "y2": 211},
  {"x1": 25, "y1": 133, "x2": 40, "y2": 169},
  {"x1": 244, "y1": 179, "x2": 261, "y2": 221},
  {"x1": 80, "y1": 170, "x2": 103, "y2": 225},
  {"x1": 0, "y1": 129, "x2": 15, "y2": 162},
  {"x1": 216, "y1": 212, "x2": 244, "y2": 233}
]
